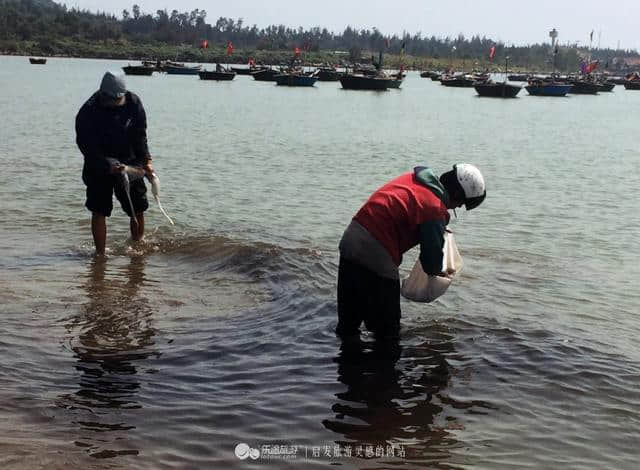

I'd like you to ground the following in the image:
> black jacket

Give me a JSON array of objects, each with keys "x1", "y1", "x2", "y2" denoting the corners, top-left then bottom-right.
[{"x1": 76, "y1": 91, "x2": 150, "y2": 176}]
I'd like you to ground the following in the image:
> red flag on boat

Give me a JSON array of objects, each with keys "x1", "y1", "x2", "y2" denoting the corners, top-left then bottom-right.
[
  {"x1": 586, "y1": 60, "x2": 599, "y2": 73},
  {"x1": 489, "y1": 45, "x2": 496, "y2": 59},
  {"x1": 226, "y1": 42, "x2": 233, "y2": 56},
  {"x1": 200, "y1": 40, "x2": 209, "y2": 49},
  {"x1": 294, "y1": 46, "x2": 301, "y2": 57}
]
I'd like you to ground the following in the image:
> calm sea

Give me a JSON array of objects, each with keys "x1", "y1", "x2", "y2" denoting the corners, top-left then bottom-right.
[{"x1": 1, "y1": 56, "x2": 639, "y2": 469}]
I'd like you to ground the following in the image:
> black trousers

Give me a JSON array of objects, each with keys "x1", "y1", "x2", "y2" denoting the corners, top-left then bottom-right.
[{"x1": 336, "y1": 256, "x2": 401, "y2": 338}]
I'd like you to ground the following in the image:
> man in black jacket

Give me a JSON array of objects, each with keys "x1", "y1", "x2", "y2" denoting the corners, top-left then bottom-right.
[{"x1": 76, "y1": 71, "x2": 154, "y2": 255}]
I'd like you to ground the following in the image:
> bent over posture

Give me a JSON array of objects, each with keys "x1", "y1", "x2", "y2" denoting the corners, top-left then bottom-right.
[
  {"x1": 337, "y1": 164, "x2": 486, "y2": 339},
  {"x1": 76, "y1": 71, "x2": 155, "y2": 255}
]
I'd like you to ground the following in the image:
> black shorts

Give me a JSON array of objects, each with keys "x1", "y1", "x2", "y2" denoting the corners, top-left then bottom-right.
[
  {"x1": 336, "y1": 256, "x2": 401, "y2": 338},
  {"x1": 83, "y1": 171, "x2": 148, "y2": 217}
]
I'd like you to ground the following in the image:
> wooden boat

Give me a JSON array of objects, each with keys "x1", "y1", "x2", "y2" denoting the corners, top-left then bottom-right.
[
  {"x1": 507, "y1": 73, "x2": 529, "y2": 81},
  {"x1": 165, "y1": 64, "x2": 202, "y2": 75},
  {"x1": 339, "y1": 74, "x2": 393, "y2": 90},
  {"x1": 624, "y1": 80, "x2": 640, "y2": 90},
  {"x1": 316, "y1": 67, "x2": 341, "y2": 81},
  {"x1": 596, "y1": 82, "x2": 615, "y2": 92},
  {"x1": 421, "y1": 70, "x2": 442, "y2": 79},
  {"x1": 29, "y1": 58, "x2": 46, "y2": 64},
  {"x1": 440, "y1": 75, "x2": 475, "y2": 87},
  {"x1": 525, "y1": 80, "x2": 573, "y2": 96},
  {"x1": 275, "y1": 72, "x2": 318, "y2": 87},
  {"x1": 199, "y1": 70, "x2": 236, "y2": 81},
  {"x1": 474, "y1": 81, "x2": 522, "y2": 97},
  {"x1": 251, "y1": 68, "x2": 280, "y2": 81},
  {"x1": 122, "y1": 65, "x2": 155, "y2": 76},
  {"x1": 567, "y1": 80, "x2": 599, "y2": 94},
  {"x1": 387, "y1": 71, "x2": 406, "y2": 89},
  {"x1": 231, "y1": 66, "x2": 266, "y2": 75}
]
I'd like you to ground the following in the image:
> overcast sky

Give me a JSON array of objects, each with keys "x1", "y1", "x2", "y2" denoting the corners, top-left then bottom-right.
[{"x1": 65, "y1": 0, "x2": 640, "y2": 51}]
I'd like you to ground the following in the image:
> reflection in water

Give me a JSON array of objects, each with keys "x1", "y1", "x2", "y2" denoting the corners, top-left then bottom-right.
[
  {"x1": 323, "y1": 330, "x2": 467, "y2": 467},
  {"x1": 59, "y1": 255, "x2": 158, "y2": 459}
]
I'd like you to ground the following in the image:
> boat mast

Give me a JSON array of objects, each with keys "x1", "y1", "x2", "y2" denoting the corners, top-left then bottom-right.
[{"x1": 549, "y1": 28, "x2": 558, "y2": 76}]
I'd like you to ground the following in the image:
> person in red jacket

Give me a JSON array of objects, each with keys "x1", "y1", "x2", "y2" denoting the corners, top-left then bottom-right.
[{"x1": 337, "y1": 164, "x2": 486, "y2": 339}]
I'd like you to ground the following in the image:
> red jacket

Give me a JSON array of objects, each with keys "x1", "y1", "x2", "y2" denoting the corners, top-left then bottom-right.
[{"x1": 353, "y1": 168, "x2": 450, "y2": 272}]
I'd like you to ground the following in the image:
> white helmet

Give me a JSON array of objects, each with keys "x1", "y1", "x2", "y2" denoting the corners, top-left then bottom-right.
[{"x1": 455, "y1": 163, "x2": 486, "y2": 210}]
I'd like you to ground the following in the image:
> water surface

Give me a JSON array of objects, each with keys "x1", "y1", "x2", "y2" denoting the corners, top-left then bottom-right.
[{"x1": 1, "y1": 56, "x2": 639, "y2": 469}]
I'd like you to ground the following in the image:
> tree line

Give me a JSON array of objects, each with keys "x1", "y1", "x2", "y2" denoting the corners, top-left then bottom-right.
[{"x1": 1, "y1": 0, "x2": 638, "y2": 71}]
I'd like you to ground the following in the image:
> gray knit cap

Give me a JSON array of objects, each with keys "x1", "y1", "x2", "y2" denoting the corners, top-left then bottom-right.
[{"x1": 99, "y1": 71, "x2": 126, "y2": 98}]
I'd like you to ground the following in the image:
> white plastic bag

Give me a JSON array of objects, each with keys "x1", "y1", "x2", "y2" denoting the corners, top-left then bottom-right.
[{"x1": 401, "y1": 229, "x2": 463, "y2": 303}]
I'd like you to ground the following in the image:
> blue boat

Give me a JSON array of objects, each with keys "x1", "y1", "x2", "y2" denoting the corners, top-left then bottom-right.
[
  {"x1": 525, "y1": 81, "x2": 573, "y2": 97},
  {"x1": 274, "y1": 73, "x2": 318, "y2": 87}
]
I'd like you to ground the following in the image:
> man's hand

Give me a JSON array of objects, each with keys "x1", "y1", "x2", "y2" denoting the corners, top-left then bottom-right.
[
  {"x1": 109, "y1": 161, "x2": 125, "y2": 174},
  {"x1": 144, "y1": 160, "x2": 154, "y2": 177}
]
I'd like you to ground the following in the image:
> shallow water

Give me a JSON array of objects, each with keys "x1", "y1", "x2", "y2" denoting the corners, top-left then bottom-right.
[{"x1": 1, "y1": 56, "x2": 640, "y2": 469}]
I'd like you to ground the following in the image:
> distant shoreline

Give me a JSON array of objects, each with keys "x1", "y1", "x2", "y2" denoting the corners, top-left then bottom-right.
[{"x1": 0, "y1": 51, "x2": 557, "y2": 74}]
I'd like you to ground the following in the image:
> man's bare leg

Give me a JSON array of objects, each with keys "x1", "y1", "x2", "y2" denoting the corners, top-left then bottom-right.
[
  {"x1": 91, "y1": 213, "x2": 107, "y2": 256},
  {"x1": 130, "y1": 212, "x2": 145, "y2": 242}
]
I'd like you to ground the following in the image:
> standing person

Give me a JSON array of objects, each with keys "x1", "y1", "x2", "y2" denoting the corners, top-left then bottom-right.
[
  {"x1": 337, "y1": 164, "x2": 486, "y2": 339},
  {"x1": 76, "y1": 71, "x2": 155, "y2": 256}
]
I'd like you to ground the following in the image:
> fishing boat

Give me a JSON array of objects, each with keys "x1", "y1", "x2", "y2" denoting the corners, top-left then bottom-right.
[
  {"x1": 596, "y1": 81, "x2": 615, "y2": 92},
  {"x1": 275, "y1": 72, "x2": 318, "y2": 87},
  {"x1": 567, "y1": 79, "x2": 599, "y2": 94},
  {"x1": 387, "y1": 71, "x2": 406, "y2": 89},
  {"x1": 251, "y1": 68, "x2": 281, "y2": 81},
  {"x1": 420, "y1": 70, "x2": 441, "y2": 79},
  {"x1": 440, "y1": 74, "x2": 476, "y2": 87},
  {"x1": 339, "y1": 74, "x2": 393, "y2": 90},
  {"x1": 231, "y1": 65, "x2": 266, "y2": 75},
  {"x1": 165, "y1": 64, "x2": 202, "y2": 75},
  {"x1": 525, "y1": 79, "x2": 573, "y2": 96},
  {"x1": 122, "y1": 64, "x2": 155, "y2": 76},
  {"x1": 474, "y1": 56, "x2": 522, "y2": 97},
  {"x1": 474, "y1": 81, "x2": 522, "y2": 97},
  {"x1": 624, "y1": 80, "x2": 640, "y2": 90},
  {"x1": 29, "y1": 58, "x2": 46, "y2": 64},
  {"x1": 199, "y1": 68, "x2": 236, "y2": 81},
  {"x1": 316, "y1": 67, "x2": 341, "y2": 81}
]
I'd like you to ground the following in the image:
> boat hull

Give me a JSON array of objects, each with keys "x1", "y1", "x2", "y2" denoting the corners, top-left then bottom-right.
[
  {"x1": 441, "y1": 77, "x2": 475, "y2": 87},
  {"x1": 231, "y1": 67, "x2": 259, "y2": 75},
  {"x1": 251, "y1": 69, "x2": 280, "y2": 81},
  {"x1": 474, "y1": 82, "x2": 522, "y2": 98},
  {"x1": 525, "y1": 83, "x2": 572, "y2": 96},
  {"x1": 29, "y1": 58, "x2": 46, "y2": 64},
  {"x1": 624, "y1": 81, "x2": 640, "y2": 90},
  {"x1": 199, "y1": 71, "x2": 236, "y2": 81},
  {"x1": 316, "y1": 69, "x2": 340, "y2": 81},
  {"x1": 339, "y1": 74, "x2": 392, "y2": 90},
  {"x1": 568, "y1": 81, "x2": 599, "y2": 94},
  {"x1": 387, "y1": 78, "x2": 403, "y2": 89},
  {"x1": 597, "y1": 82, "x2": 615, "y2": 92},
  {"x1": 123, "y1": 66, "x2": 155, "y2": 76},
  {"x1": 165, "y1": 65, "x2": 201, "y2": 75},
  {"x1": 275, "y1": 74, "x2": 318, "y2": 86}
]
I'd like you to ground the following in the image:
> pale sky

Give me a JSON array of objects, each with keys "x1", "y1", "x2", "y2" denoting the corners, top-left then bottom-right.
[{"x1": 64, "y1": 0, "x2": 640, "y2": 51}]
